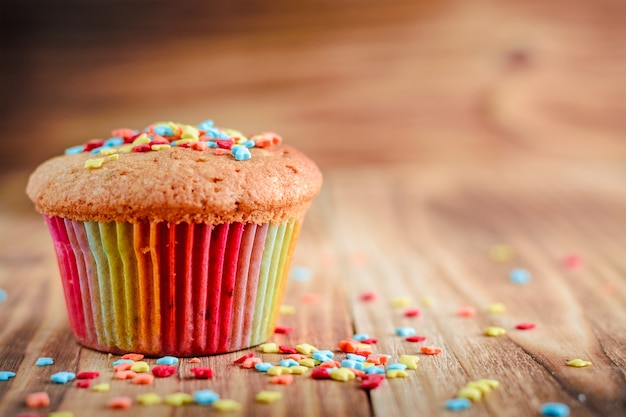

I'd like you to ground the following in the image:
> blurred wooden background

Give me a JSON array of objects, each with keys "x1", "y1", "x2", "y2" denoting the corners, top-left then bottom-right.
[{"x1": 1, "y1": 1, "x2": 626, "y2": 416}]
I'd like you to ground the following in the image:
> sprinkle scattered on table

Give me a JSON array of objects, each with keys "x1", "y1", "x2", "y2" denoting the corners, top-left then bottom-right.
[
  {"x1": 566, "y1": 359, "x2": 592, "y2": 368},
  {"x1": 540, "y1": 402, "x2": 570, "y2": 417},
  {"x1": 510, "y1": 268, "x2": 531, "y2": 284},
  {"x1": 0, "y1": 289, "x2": 7, "y2": 303}
]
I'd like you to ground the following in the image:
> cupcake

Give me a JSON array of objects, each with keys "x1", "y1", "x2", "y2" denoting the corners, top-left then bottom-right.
[{"x1": 26, "y1": 119, "x2": 322, "y2": 356}]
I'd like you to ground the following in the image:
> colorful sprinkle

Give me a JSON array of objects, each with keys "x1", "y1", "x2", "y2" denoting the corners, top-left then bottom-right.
[
  {"x1": 113, "y1": 362, "x2": 133, "y2": 372},
  {"x1": 48, "y1": 412, "x2": 74, "y2": 417},
  {"x1": 133, "y1": 373, "x2": 155, "y2": 385},
  {"x1": 289, "y1": 366, "x2": 308, "y2": 375},
  {"x1": 255, "y1": 362, "x2": 274, "y2": 372},
  {"x1": 280, "y1": 305, "x2": 296, "y2": 315},
  {"x1": 270, "y1": 374, "x2": 294, "y2": 385},
  {"x1": 35, "y1": 357, "x2": 54, "y2": 366},
  {"x1": 0, "y1": 289, "x2": 7, "y2": 303},
  {"x1": 255, "y1": 390, "x2": 283, "y2": 403},
  {"x1": 391, "y1": 297, "x2": 411, "y2": 307},
  {"x1": 137, "y1": 392, "x2": 162, "y2": 406},
  {"x1": 298, "y1": 358, "x2": 318, "y2": 368},
  {"x1": 112, "y1": 359, "x2": 134, "y2": 367},
  {"x1": 399, "y1": 355, "x2": 420, "y2": 370},
  {"x1": 330, "y1": 368, "x2": 356, "y2": 382},
  {"x1": 404, "y1": 308, "x2": 421, "y2": 318},
  {"x1": 406, "y1": 335, "x2": 427, "y2": 343},
  {"x1": 130, "y1": 361, "x2": 150, "y2": 373},
  {"x1": 108, "y1": 396, "x2": 132, "y2": 410},
  {"x1": 76, "y1": 371, "x2": 99, "y2": 379},
  {"x1": 421, "y1": 296, "x2": 436, "y2": 307},
  {"x1": 515, "y1": 322, "x2": 536, "y2": 330},
  {"x1": 156, "y1": 356, "x2": 178, "y2": 365},
  {"x1": 193, "y1": 390, "x2": 220, "y2": 405},
  {"x1": 114, "y1": 371, "x2": 137, "y2": 380},
  {"x1": 290, "y1": 266, "x2": 312, "y2": 281},
  {"x1": 567, "y1": 359, "x2": 592, "y2": 368},
  {"x1": 92, "y1": 383, "x2": 110, "y2": 393},
  {"x1": 360, "y1": 291, "x2": 377, "y2": 301},
  {"x1": 563, "y1": 254, "x2": 582, "y2": 270},
  {"x1": 386, "y1": 369, "x2": 409, "y2": 378},
  {"x1": 84, "y1": 158, "x2": 105, "y2": 169},
  {"x1": 164, "y1": 392, "x2": 194, "y2": 406},
  {"x1": 25, "y1": 392, "x2": 50, "y2": 408},
  {"x1": 75, "y1": 380, "x2": 91, "y2": 389},
  {"x1": 233, "y1": 353, "x2": 254, "y2": 364},
  {"x1": 540, "y1": 402, "x2": 570, "y2": 417},
  {"x1": 121, "y1": 353, "x2": 144, "y2": 361},
  {"x1": 484, "y1": 326, "x2": 507, "y2": 337},
  {"x1": 190, "y1": 357, "x2": 201, "y2": 363},
  {"x1": 213, "y1": 399, "x2": 242, "y2": 412},
  {"x1": 457, "y1": 306, "x2": 476, "y2": 317},
  {"x1": 191, "y1": 367, "x2": 214, "y2": 379},
  {"x1": 395, "y1": 326, "x2": 416, "y2": 337},
  {"x1": 489, "y1": 244, "x2": 514, "y2": 262},
  {"x1": 274, "y1": 326, "x2": 293, "y2": 334},
  {"x1": 267, "y1": 366, "x2": 291, "y2": 376},
  {"x1": 421, "y1": 346, "x2": 443, "y2": 355},
  {"x1": 301, "y1": 293, "x2": 321, "y2": 304},
  {"x1": 457, "y1": 386, "x2": 482, "y2": 401},
  {"x1": 279, "y1": 358, "x2": 300, "y2": 368},
  {"x1": 365, "y1": 366, "x2": 386, "y2": 375},
  {"x1": 445, "y1": 398, "x2": 472, "y2": 411},
  {"x1": 279, "y1": 345, "x2": 297, "y2": 354},
  {"x1": 510, "y1": 268, "x2": 531, "y2": 284},
  {"x1": 311, "y1": 368, "x2": 331, "y2": 379},
  {"x1": 50, "y1": 372, "x2": 75, "y2": 384},
  {"x1": 295, "y1": 343, "x2": 318, "y2": 355},
  {"x1": 242, "y1": 357, "x2": 262, "y2": 369},
  {"x1": 360, "y1": 374, "x2": 385, "y2": 390},
  {"x1": 487, "y1": 303, "x2": 506, "y2": 314},
  {"x1": 259, "y1": 342, "x2": 280, "y2": 353}
]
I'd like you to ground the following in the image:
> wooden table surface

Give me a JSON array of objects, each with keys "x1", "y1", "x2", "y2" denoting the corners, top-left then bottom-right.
[{"x1": 1, "y1": 1, "x2": 626, "y2": 416}]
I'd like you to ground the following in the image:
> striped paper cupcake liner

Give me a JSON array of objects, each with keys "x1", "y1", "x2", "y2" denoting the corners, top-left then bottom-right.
[{"x1": 45, "y1": 216, "x2": 301, "y2": 356}]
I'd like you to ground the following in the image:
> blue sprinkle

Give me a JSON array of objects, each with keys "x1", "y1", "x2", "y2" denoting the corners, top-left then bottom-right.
[
  {"x1": 197, "y1": 120, "x2": 215, "y2": 131},
  {"x1": 65, "y1": 145, "x2": 84, "y2": 155},
  {"x1": 154, "y1": 125, "x2": 174, "y2": 136},
  {"x1": 217, "y1": 131, "x2": 230, "y2": 140},
  {"x1": 0, "y1": 289, "x2": 6, "y2": 303},
  {"x1": 0, "y1": 371, "x2": 16, "y2": 381},
  {"x1": 340, "y1": 360, "x2": 364, "y2": 370},
  {"x1": 395, "y1": 326, "x2": 416, "y2": 337},
  {"x1": 254, "y1": 362, "x2": 274, "y2": 372},
  {"x1": 445, "y1": 398, "x2": 472, "y2": 411},
  {"x1": 156, "y1": 356, "x2": 178, "y2": 365},
  {"x1": 365, "y1": 366, "x2": 385, "y2": 375},
  {"x1": 241, "y1": 139, "x2": 256, "y2": 148},
  {"x1": 36, "y1": 357, "x2": 54, "y2": 366},
  {"x1": 352, "y1": 333, "x2": 369, "y2": 342},
  {"x1": 510, "y1": 268, "x2": 531, "y2": 285},
  {"x1": 51, "y1": 372, "x2": 76, "y2": 384},
  {"x1": 89, "y1": 146, "x2": 107, "y2": 154},
  {"x1": 279, "y1": 359, "x2": 300, "y2": 368},
  {"x1": 540, "y1": 402, "x2": 570, "y2": 417},
  {"x1": 347, "y1": 353, "x2": 365, "y2": 362},
  {"x1": 112, "y1": 359, "x2": 134, "y2": 367},
  {"x1": 231, "y1": 146, "x2": 251, "y2": 161},
  {"x1": 193, "y1": 389, "x2": 220, "y2": 405},
  {"x1": 290, "y1": 266, "x2": 312, "y2": 282},
  {"x1": 312, "y1": 350, "x2": 334, "y2": 362},
  {"x1": 207, "y1": 141, "x2": 218, "y2": 148},
  {"x1": 104, "y1": 137, "x2": 124, "y2": 147},
  {"x1": 387, "y1": 363, "x2": 407, "y2": 371}
]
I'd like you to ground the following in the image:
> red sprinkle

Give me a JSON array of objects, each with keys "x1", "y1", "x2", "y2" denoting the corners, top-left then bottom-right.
[
  {"x1": 360, "y1": 291, "x2": 377, "y2": 302},
  {"x1": 457, "y1": 306, "x2": 476, "y2": 317},
  {"x1": 83, "y1": 139, "x2": 105, "y2": 152},
  {"x1": 563, "y1": 254, "x2": 583, "y2": 270},
  {"x1": 515, "y1": 322, "x2": 536, "y2": 330},
  {"x1": 213, "y1": 148, "x2": 231, "y2": 156},
  {"x1": 108, "y1": 396, "x2": 132, "y2": 410},
  {"x1": 360, "y1": 338, "x2": 378, "y2": 345},
  {"x1": 279, "y1": 345, "x2": 297, "y2": 354},
  {"x1": 421, "y1": 346, "x2": 442, "y2": 355},
  {"x1": 150, "y1": 135, "x2": 169, "y2": 145},
  {"x1": 189, "y1": 141, "x2": 209, "y2": 151},
  {"x1": 274, "y1": 326, "x2": 293, "y2": 334},
  {"x1": 404, "y1": 308, "x2": 421, "y2": 318},
  {"x1": 233, "y1": 353, "x2": 254, "y2": 364},
  {"x1": 151, "y1": 364, "x2": 177, "y2": 378},
  {"x1": 112, "y1": 128, "x2": 136, "y2": 140},
  {"x1": 190, "y1": 367, "x2": 213, "y2": 379},
  {"x1": 76, "y1": 380, "x2": 91, "y2": 389},
  {"x1": 406, "y1": 335, "x2": 427, "y2": 343},
  {"x1": 311, "y1": 368, "x2": 331, "y2": 379},
  {"x1": 132, "y1": 143, "x2": 152, "y2": 152},
  {"x1": 360, "y1": 374, "x2": 384, "y2": 390},
  {"x1": 76, "y1": 371, "x2": 100, "y2": 379},
  {"x1": 216, "y1": 139, "x2": 234, "y2": 149}
]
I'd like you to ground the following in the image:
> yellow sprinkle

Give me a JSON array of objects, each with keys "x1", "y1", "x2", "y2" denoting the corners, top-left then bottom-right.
[
  {"x1": 487, "y1": 302, "x2": 506, "y2": 314},
  {"x1": 484, "y1": 326, "x2": 507, "y2": 337},
  {"x1": 118, "y1": 145, "x2": 134, "y2": 153},
  {"x1": 466, "y1": 381, "x2": 494, "y2": 394},
  {"x1": 175, "y1": 138, "x2": 197, "y2": 145},
  {"x1": 476, "y1": 379, "x2": 500, "y2": 389},
  {"x1": 567, "y1": 359, "x2": 592, "y2": 368},
  {"x1": 289, "y1": 366, "x2": 308, "y2": 375},
  {"x1": 489, "y1": 244, "x2": 514, "y2": 262},
  {"x1": 100, "y1": 148, "x2": 118, "y2": 156},
  {"x1": 296, "y1": 343, "x2": 318, "y2": 355},
  {"x1": 164, "y1": 392, "x2": 194, "y2": 406},
  {"x1": 255, "y1": 391, "x2": 282, "y2": 403},
  {"x1": 361, "y1": 362, "x2": 374, "y2": 369},
  {"x1": 132, "y1": 133, "x2": 151, "y2": 146},
  {"x1": 298, "y1": 358, "x2": 318, "y2": 368},
  {"x1": 84, "y1": 158, "x2": 105, "y2": 169},
  {"x1": 391, "y1": 297, "x2": 411, "y2": 308},
  {"x1": 130, "y1": 361, "x2": 150, "y2": 373},
  {"x1": 137, "y1": 392, "x2": 162, "y2": 406},
  {"x1": 180, "y1": 125, "x2": 200, "y2": 140},
  {"x1": 330, "y1": 368, "x2": 355, "y2": 382},
  {"x1": 279, "y1": 305, "x2": 296, "y2": 315},
  {"x1": 92, "y1": 383, "x2": 110, "y2": 393},
  {"x1": 386, "y1": 369, "x2": 409, "y2": 378},
  {"x1": 457, "y1": 386, "x2": 483, "y2": 401},
  {"x1": 267, "y1": 366, "x2": 291, "y2": 376},
  {"x1": 107, "y1": 154, "x2": 119, "y2": 161},
  {"x1": 48, "y1": 412, "x2": 74, "y2": 417},
  {"x1": 421, "y1": 296, "x2": 435, "y2": 307},
  {"x1": 399, "y1": 354, "x2": 420, "y2": 370},
  {"x1": 151, "y1": 144, "x2": 171, "y2": 151},
  {"x1": 213, "y1": 399, "x2": 242, "y2": 412},
  {"x1": 258, "y1": 342, "x2": 280, "y2": 353},
  {"x1": 223, "y1": 128, "x2": 247, "y2": 140}
]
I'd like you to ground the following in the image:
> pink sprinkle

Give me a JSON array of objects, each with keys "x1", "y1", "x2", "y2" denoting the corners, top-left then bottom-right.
[
  {"x1": 113, "y1": 362, "x2": 133, "y2": 372},
  {"x1": 563, "y1": 253, "x2": 583, "y2": 270},
  {"x1": 457, "y1": 306, "x2": 476, "y2": 317},
  {"x1": 602, "y1": 283, "x2": 616, "y2": 294},
  {"x1": 133, "y1": 373, "x2": 155, "y2": 385},
  {"x1": 76, "y1": 371, "x2": 100, "y2": 379},
  {"x1": 270, "y1": 374, "x2": 294, "y2": 385},
  {"x1": 112, "y1": 128, "x2": 136, "y2": 140},
  {"x1": 404, "y1": 308, "x2": 421, "y2": 318},
  {"x1": 152, "y1": 365, "x2": 177, "y2": 378},
  {"x1": 122, "y1": 353, "x2": 144, "y2": 361},
  {"x1": 76, "y1": 380, "x2": 91, "y2": 389},
  {"x1": 274, "y1": 326, "x2": 293, "y2": 334},
  {"x1": 515, "y1": 322, "x2": 536, "y2": 330},
  {"x1": 242, "y1": 357, "x2": 262, "y2": 369},
  {"x1": 114, "y1": 370, "x2": 137, "y2": 380},
  {"x1": 190, "y1": 357, "x2": 201, "y2": 364},
  {"x1": 108, "y1": 396, "x2": 132, "y2": 410},
  {"x1": 360, "y1": 338, "x2": 378, "y2": 345},
  {"x1": 233, "y1": 353, "x2": 253, "y2": 364},
  {"x1": 25, "y1": 392, "x2": 50, "y2": 408},
  {"x1": 301, "y1": 293, "x2": 320, "y2": 304},
  {"x1": 132, "y1": 143, "x2": 152, "y2": 152},
  {"x1": 216, "y1": 139, "x2": 234, "y2": 149},
  {"x1": 360, "y1": 291, "x2": 377, "y2": 302},
  {"x1": 285, "y1": 354, "x2": 306, "y2": 361},
  {"x1": 279, "y1": 346, "x2": 297, "y2": 354},
  {"x1": 405, "y1": 335, "x2": 426, "y2": 343},
  {"x1": 213, "y1": 148, "x2": 230, "y2": 156},
  {"x1": 151, "y1": 135, "x2": 169, "y2": 145},
  {"x1": 190, "y1": 368, "x2": 214, "y2": 379}
]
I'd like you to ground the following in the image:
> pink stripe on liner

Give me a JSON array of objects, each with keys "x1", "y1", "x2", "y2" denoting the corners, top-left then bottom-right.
[
  {"x1": 191, "y1": 223, "x2": 211, "y2": 353},
  {"x1": 241, "y1": 223, "x2": 269, "y2": 347},
  {"x1": 175, "y1": 223, "x2": 194, "y2": 354},
  {"x1": 206, "y1": 224, "x2": 229, "y2": 353}
]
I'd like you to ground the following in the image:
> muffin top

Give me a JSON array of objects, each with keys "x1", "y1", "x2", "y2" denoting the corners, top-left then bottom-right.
[{"x1": 26, "y1": 120, "x2": 322, "y2": 224}]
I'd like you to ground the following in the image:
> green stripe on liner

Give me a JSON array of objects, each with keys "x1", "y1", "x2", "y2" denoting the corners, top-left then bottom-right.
[
  {"x1": 116, "y1": 222, "x2": 140, "y2": 351},
  {"x1": 250, "y1": 224, "x2": 279, "y2": 344}
]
